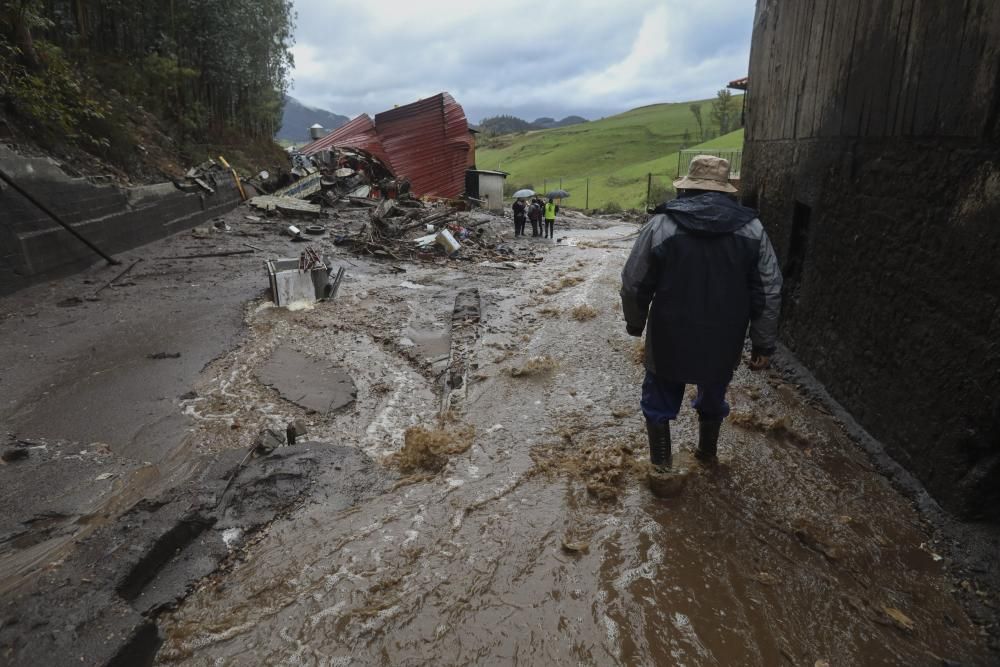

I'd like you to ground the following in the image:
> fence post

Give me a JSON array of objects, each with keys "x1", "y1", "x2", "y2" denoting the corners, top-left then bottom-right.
[
  {"x1": 586, "y1": 178, "x2": 589, "y2": 210},
  {"x1": 646, "y1": 173, "x2": 652, "y2": 210},
  {"x1": 543, "y1": 178, "x2": 547, "y2": 195}
]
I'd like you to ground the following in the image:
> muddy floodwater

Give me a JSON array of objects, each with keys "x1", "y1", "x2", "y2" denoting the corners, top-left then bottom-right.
[{"x1": 152, "y1": 225, "x2": 989, "y2": 665}]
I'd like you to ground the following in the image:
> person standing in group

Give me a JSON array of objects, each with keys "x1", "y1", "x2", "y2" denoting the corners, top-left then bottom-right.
[
  {"x1": 529, "y1": 196, "x2": 543, "y2": 237},
  {"x1": 544, "y1": 198, "x2": 559, "y2": 239},
  {"x1": 512, "y1": 197, "x2": 527, "y2": 237},
  {"x1": 620, "y1": 155, "x2": 782, "y2": 475}
]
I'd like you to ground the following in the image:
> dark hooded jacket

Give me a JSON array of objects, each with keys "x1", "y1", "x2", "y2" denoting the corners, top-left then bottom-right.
[{"x1": 620, "y1": 192, "x2": 782, "y2": 385}]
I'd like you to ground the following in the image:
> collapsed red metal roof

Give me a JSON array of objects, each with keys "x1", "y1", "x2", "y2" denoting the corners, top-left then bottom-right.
[
  {"x1": 300, "y1": 93, "x2": 475, "y2": 198},
  {"x1": 300, "y1": 114, "x2": 394, "y2": 170}
]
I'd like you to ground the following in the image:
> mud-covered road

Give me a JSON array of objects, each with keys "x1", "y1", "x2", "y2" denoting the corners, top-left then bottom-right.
[{"x1": 111, "y1": 219, "x2": 993, "y2": 665}]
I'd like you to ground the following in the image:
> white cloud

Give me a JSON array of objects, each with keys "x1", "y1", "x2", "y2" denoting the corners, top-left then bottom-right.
[{"x1": 288, "y1": 0, "x2": 754, "y2": 121}]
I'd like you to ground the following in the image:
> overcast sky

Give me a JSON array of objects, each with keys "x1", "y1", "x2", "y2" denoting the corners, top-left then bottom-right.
[{"x1": 288, "y1": 0, "x2": 755, "y2": 123}]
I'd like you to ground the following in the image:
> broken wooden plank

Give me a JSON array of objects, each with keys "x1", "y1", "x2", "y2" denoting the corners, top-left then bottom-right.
[
  {"x1": 161, "y1": 249, "x2": 255, "y2": 260},
  {"x1": 272, "y1": 172, "x2": 322, "y2": 199},
  {"x1": 248, "y1": 195, "x2": 322, "y2": 217}
]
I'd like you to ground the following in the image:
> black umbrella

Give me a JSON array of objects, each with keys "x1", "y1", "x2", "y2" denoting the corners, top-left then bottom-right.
[{"x1": 546, "y1": 189, "x2": 570, "y2": 199}]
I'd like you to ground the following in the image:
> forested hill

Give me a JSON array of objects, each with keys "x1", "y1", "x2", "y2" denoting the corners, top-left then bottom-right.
[
  {"x1": 478, "y1": 114, "x2": 588, "y2": 136},
  {"x1": 278, "y1": 97, "x2": 349, "y2": 143},
  {"x1": 0, "y1": 0, "x2": 295, "y2": 180}
]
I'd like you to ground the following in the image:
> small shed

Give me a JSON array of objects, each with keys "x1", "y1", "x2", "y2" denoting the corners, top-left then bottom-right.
[{"x1": 464, "y1": 169, "x2": 508, "y2": 212}]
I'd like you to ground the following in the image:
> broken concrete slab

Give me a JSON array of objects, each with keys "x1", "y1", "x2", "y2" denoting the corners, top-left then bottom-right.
[{"x1": 256, "y1": 346, "x2": 357, "y2": 414}]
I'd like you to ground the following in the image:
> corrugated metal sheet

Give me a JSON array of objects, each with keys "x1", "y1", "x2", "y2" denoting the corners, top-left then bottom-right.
[
  {"x1": 373, "y1": 93, "x2": 474, "y2": 198},
  {"x1": 300, "y1": 114, "x2": 393, "y2": 169},
  {"x1": 299, "y1": 93, "x2": 475, "y2": 198}
]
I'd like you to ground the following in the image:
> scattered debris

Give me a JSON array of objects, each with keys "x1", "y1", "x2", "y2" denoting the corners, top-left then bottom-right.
[
  {"x1": 286, "y1": 419, "x2": 309, "y2": 445},
  {"x1": 147, "y1": 352, "x2": 181, "y2": 360},
  {"x1": 436, "y1": 229, "x2": 461, "y2": 255},
  {"x1": 730, "y1": 412, "x2": 812, "y2": 448},
  {"x1": 253, "y1": 429, "x2": 285, "y2": 456},
  {"x1": 570, "y1": 304, "x2": 598, "y2": 321},
  {"x1": 94, "y1": 259, "x2": 142, "y2": 296},
  {"x1": 792, "y1": 518, "x2": 843, "y2": 560},
  {"x1": 880, "y1": 606, "x2": 916, "y2": 633},
  {"x1": 265, "y1": 250, "x2": 340, "y2": 308},
  {"x1": 561, "y1": 539, "x2": 590, "y2": 554},
  {"x1": 630, "y1": 340, "x2": 645, "y2": 365},
  {"x1": 509, "y1": 355, "x2": 559, "y2": 377},
  {"x1": 57, "y1": 296, "x2": 84, "y2": 307},
  {"x1": 391, "y1": 423, "x2": 475, "y2": 473},
  {"x1": 161, "y1": 249, "x2": 255, "y2": 260},
  {"x1": 751, "y1": 571, "x2": 779, "y2": 586},
  {"x1": 542, "y1": 275, "x2": 584, "y2": 295},
  {"x1": 248, "y1": 195, "x2": 322, "y2": 217},
  {"x1": 919, "y1": 542, "x2": 944, "y2": 562}
]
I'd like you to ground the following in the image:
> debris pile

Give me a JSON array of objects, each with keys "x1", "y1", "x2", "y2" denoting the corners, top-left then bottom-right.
[
  {"x1": 176, "y1": 159, "x2": 234, "y2": 195},
  {"x1": 240, "y1": 146, "x2": 540, "y2": 264},
  {"x1": 265, "y1": 248, "x2": 345, "y2": 308},
  {"x1": 247, "y1": 145, "x2": 406, "y2": 216}
]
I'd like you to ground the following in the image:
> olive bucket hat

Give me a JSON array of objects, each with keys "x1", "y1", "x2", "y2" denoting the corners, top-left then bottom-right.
[{"x1": 672, "y1": 154, "x2": 738, "y2": 193}]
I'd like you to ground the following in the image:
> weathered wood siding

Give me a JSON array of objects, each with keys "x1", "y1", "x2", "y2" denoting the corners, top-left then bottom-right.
[
  {"x1": 747, "y1": 0, "x2": 1000, "y2": 142},
  {"x1": 743, "y1": 0, "x2": 1000, "y2": 519}
]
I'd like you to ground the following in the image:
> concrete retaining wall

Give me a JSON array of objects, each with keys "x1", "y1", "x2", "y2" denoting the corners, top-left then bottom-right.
[
  {"x1": 743, "y1": 0, "x2": 1000, "y2": 519},
  {"x1": 0, "y1": 147, "x2": 241, "y2": 295}
]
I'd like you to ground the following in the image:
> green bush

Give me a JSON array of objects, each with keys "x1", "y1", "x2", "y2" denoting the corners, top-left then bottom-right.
[{"x1": 0, "y1": 39, "x2": 110, "y2": 150}]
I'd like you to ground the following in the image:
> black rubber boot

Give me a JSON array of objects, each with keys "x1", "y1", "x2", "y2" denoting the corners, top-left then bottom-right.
[
  {"x1": 646, "y1": 421, "x2": 672, "y2": 470},
  {"x1": 696, "y1": 419, "x2": 722, "y2": 463}
]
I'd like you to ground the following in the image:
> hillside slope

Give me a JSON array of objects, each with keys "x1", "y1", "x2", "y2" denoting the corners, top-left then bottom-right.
[
  {"x1": 476, "y1": 97, "x2": 744, "y2": 210},
  {"x1": 278, "y1": 97, "x2": 349, "y2": 142}
]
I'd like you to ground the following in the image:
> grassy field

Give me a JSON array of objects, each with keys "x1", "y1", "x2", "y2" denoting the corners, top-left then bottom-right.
[{"x1": 476, "y1": 97, "x2": 745, "y2": 211}]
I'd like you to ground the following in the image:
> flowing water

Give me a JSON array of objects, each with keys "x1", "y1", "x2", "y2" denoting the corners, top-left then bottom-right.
[{"x1": 155, "y1": 225, "x2": 989, "y2": 665}]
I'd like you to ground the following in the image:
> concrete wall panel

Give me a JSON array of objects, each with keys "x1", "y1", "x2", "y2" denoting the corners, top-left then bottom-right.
[{"x1": 0, "y1": 148, "x2": 240, "y2": 294}]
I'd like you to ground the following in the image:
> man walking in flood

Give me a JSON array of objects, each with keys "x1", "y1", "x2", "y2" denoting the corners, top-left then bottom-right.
[{"x1": 620, "y1": 155, "x2": 782, "y2": 471}]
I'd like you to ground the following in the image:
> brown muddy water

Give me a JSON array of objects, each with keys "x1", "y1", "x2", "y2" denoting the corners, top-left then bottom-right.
[{"x1": 155, "y1": 226, "x2": 988, "y2": 665}]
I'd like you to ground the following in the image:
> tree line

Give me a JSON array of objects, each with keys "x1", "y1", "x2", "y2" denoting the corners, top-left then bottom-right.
[
  {"x1": 1, "y1": 0, "x2": 295, "y2": 148},
  {"x1": 688, "y1": 89, "x2": 741, "y2": 144}
]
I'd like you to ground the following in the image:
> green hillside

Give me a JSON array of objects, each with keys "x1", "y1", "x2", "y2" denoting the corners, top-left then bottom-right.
[{"x1": 476, "y1": 97, "x2": 744, "y2": 211}]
